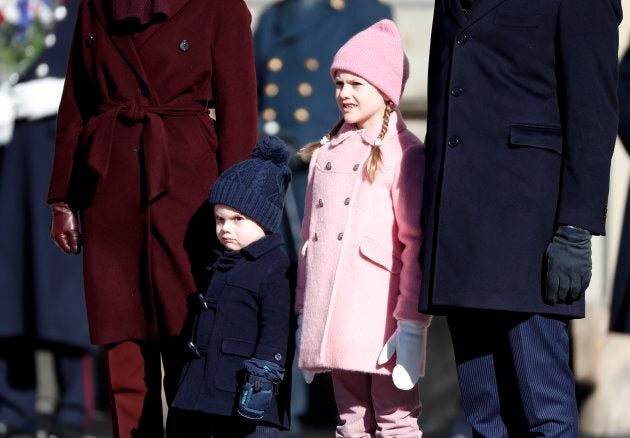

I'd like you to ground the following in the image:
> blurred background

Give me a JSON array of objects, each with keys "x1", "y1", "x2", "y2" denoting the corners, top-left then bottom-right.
[{"x1": 0, "y1": 0, "x2": 629, "y2": 437}]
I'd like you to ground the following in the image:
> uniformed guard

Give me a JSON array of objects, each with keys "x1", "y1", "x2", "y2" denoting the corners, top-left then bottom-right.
[
  {"x1": 0, "y1": 1, "x2": 94, "y2": 436},
  {"x1": 255, "y1": 0, "x2": 390, "y2": 147}
]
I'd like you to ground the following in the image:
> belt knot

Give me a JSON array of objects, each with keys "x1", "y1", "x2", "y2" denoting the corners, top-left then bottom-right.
[{"x1": 120, "y1": 101, "x2": 147, "y2": 123}]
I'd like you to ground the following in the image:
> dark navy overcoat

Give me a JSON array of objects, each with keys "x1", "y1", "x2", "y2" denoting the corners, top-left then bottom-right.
[
  {"x1": 0, "y1": 0, "x2": 90, "y2": 348},
  {"x1": 420, "y1": 0, "x2": 621, "y2": 318},
  {"x1": 610, "y1": 44, "x2": 630, "y2": 334},
  {"x1": 171, "y1": 233, "x2": 295, "y2": 429}
]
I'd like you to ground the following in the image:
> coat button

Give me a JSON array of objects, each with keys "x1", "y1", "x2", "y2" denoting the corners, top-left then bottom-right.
[
  {"x1": 85, "y1": 33, "x2": 95, "y2": 47},
  {"x1": 263, "y1": 121, "x2": 280, "y2": 135},
  {"x1": 294, "y1": 108, "x2": 310, "y2": 123},
  {"x1": 448, "y1": 136, "x2": 462, "y2": 148},
  {"x1": 457, "y1": 33, "x2": 469, "y2": 45},
  {"x1": 344, "y1": 197, "x2": 350, "y2": 206},
  {"x1": 318, "y1": 199, "x2": 324, "y2": 208},
  {"x1": 268, "y1": 57, "x2": 283, "y2": 71},
  {"x1": 265, "y1": 83, "x2": 279, "y2": 97},
  {"x1": 262, "y1": 108, "x2": 277, "y2": 121},
  {"x1": 353, "y1": 164, "x2": 359, "y2": 171},
  {"x1": 274, "y1": 353, "x2": 282, "y2": 361},
  {"x1": 313, "y1": 233, "x2": 318, "y2": 242},
  {"x1": 35, "y1": 63, "x2": 49, "y2": 78},
  {"x1": 325, "y1": 162, "x2": 332, "y2": 170},
  {"x1": 450, "y1": 87, "x2": 463, "y2": 97},
  {"x1": 179, "y1": 40, "x2": 190, "y2": 52},
  {"x1": 330, "y1": 0, "x2": 345, "y2": 10},
  {"x1": 305, "y1": 57, "x2": 319, "y2": 71},
  {"x1": 298, "y1": 82, "x2": 313, "y2": 97},
  {"x1": 337, "y1": 232, "x2": 343, "y2": 240}
]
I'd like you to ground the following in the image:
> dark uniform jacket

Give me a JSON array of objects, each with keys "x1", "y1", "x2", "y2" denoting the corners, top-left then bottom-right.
[
  {"x1": 610, "y1": 43, "x2": 630, "y2": 333},
  {"x1": 420, "y1": 0, "x2": 621, "y2": 318},
  {"x1": 47, "y1": 0, "x2": 257, "y2": 344},
  {"x1": 0, "y1": 0, "x2": 90, "y2": 348},
  {"x1": 254, "y1": 0, "x2": 391, "y2": 148},
  {"x1": 171, "y1": 233, "x2": 295, "y2": 429}
]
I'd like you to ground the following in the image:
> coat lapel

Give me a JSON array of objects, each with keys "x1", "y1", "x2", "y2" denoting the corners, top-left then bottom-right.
[
  {"x1": 134, "y1": 0, "x2": 192, "y2": 47},
  {"x1": 446, "y1": 0, "x2": 467, "y2": 28},
  {"x1": 461, "y1": 0, "x2": 509, "y2": 29},
  {"x1": 89, "y1": 0, "x2": 149, "y2": 86}
]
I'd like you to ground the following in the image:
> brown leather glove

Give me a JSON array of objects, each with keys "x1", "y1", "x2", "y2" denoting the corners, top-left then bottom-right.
[{"x1": 50, "y1": 201, "x2": 81, "y2": 254}]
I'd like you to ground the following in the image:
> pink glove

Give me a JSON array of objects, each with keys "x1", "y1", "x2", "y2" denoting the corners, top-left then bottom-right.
[{"x1": 50, "y1": 202, "x2": 81, "y2": 254}]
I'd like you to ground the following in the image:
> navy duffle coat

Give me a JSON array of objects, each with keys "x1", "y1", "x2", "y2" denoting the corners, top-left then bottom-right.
[{"x1": 171, "y1": 233, "x2": 294, "y2": 429}]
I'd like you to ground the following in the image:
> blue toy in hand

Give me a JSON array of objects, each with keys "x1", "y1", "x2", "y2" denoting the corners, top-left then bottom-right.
[{"x1": 238, "y1": 358, "x2": 285, "y2": 420}]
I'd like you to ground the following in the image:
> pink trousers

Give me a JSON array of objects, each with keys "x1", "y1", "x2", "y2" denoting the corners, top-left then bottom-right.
[{"x1": 331, "y1": 370, "x2": 422, "y2": 438}]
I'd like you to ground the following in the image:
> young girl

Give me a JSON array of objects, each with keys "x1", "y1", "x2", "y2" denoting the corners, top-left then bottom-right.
[{"x1": 295, "y1": 19, "x2": 432, "y2": 437}]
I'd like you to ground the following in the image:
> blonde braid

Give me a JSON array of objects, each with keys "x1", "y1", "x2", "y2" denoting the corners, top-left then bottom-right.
[
  {"x1": 297, "y1": 118, "x2": 345, "y2": 162},
  {"x1": 365, "y1": 101, "x2": 394, "y2": 183}
]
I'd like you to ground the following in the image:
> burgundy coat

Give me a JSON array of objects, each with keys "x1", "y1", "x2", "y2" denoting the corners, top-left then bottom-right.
[{"x1": 48, "y1": 0, "x2": 258, "y2": 345}]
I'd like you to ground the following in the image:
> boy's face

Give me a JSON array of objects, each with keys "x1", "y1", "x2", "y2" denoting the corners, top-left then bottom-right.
[{"x1": 214, "y1": 204, "x2": 266, "y2": 251}]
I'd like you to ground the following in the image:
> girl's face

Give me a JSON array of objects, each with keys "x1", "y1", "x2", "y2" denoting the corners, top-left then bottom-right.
[
  {"x1": 214, "y1": 204, "x2": 266, "y2": 251},
  {"x1": 335, "y1": 71, "x2": 388, "y2": 129}
]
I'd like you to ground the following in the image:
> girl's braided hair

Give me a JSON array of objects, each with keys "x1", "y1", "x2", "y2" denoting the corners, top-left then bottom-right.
[{"x1": 297, "y1": 100, "x2": 395, "y2": 183}]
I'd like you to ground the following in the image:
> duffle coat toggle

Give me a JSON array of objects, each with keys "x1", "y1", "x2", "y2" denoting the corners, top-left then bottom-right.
[{"x1": 186, "y1": 250, "x2": 243, "y2": 358}]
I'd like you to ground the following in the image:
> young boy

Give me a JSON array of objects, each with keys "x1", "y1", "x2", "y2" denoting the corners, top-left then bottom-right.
[{"x1": 170, "y1": 136, "x2": 294, "y2": 437}]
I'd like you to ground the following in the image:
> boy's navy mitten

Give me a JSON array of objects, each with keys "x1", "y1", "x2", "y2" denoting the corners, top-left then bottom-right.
[{"x1": 237, "y1": 358, "x2": 285, "y2": 420}]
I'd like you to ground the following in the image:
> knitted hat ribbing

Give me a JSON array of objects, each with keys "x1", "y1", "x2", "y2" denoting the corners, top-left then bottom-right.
[
  {"x1": 209, "y1": 136, "x2": 292, "y2": 233},
  {"x1": 330, "y1": 19, "x2": 408, "y2": 106}
]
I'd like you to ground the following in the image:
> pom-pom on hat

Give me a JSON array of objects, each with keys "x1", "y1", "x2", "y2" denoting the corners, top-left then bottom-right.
[
  {"x1": 209, "y1": 136, "x2": 292, "y2": 233},
  {"x1": 330, "y1": 19, "x2": 408, "y2": 107}
]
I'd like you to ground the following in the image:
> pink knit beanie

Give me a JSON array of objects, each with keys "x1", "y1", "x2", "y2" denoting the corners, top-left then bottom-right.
[{"x1": 330, "y1": 19, "x2": 408, "y2": 107}]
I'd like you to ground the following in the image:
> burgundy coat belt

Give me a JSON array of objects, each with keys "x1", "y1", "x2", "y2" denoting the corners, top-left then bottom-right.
[{"x1": 85, "y1": 99, "x2": 207, "y2": 202}]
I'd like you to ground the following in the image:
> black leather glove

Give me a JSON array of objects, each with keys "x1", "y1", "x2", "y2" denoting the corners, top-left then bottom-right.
[
  {"x1": 237, "y1": 358, "x2": 284, "y2": 420},
  {"x1": 545, "y1": 225, "x2": 592, "y2": 303},
  {"x1": 50, "y1": 201, "x2": 81, "y2": 254}
]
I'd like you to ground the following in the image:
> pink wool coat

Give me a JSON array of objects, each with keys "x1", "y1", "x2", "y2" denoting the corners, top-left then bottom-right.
[{"x1": 296, "y1": 111, "x2": 432, "y2": 375}]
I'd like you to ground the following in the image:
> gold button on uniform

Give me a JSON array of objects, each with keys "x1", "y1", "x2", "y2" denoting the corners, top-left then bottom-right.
[
  {"x1": 353, "y1": 164, "x2": 360, "y2": 171},
  {"x1": 267, "y1": 57, "x2": 283, "y2": 72},
  {"x1": 337, "y1": 232, "x2": 344, "y2": 240},
  {"x1": 330, "y1": 0, "x2": 346, "y2": 10},
  {"x1": 318, "y1": 199, "x2": 324, "y2": 207},
  {"x1": 325, "y1": 162, "x2": 332, "y2": 170},
  {"x1": 294, "y1": 108, "x2": 309, "y2": 123},
  {"x1": 298, "y1": 82, "x2": 313, "y2": 97},
  {"x1": 305, "y1": 57, "x2": 320, "y2": 71},
  {"x1": 264, "y1": 83, "x2": 279, "y2": 97},
  {"x1": 344, "y1": 197, "x2": 350, "y2": 206},
  {"x1": 262, "y1": 108, "x2": 277, "y2": 121},
  {"x1": 274, "y1": 353, "x2": 282, "y2": 361}
]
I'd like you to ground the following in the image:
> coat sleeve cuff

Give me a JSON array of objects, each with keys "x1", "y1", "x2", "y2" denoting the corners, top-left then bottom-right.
[
  {"x1": 556, "y1": 205, "x2": 607, "y2": 236},
  {"x1": 253, "y1": 343, "x2": 287, "y2": 367}
]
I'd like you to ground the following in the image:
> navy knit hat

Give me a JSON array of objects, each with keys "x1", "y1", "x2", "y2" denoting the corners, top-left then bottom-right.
[{"x1": 209, "y1": 136, "x2": 292, "y2": 233}]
